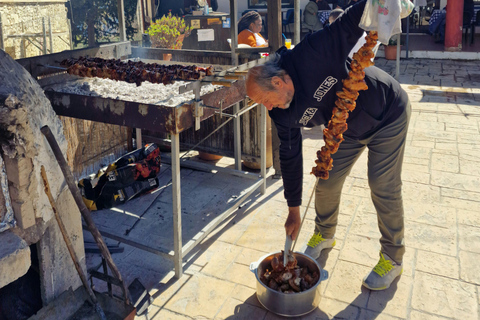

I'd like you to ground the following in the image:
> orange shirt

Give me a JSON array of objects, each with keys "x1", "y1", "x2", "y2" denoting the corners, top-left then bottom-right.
[{"x1": 238, "y1": 29, "x2": 268, "y2": 47}]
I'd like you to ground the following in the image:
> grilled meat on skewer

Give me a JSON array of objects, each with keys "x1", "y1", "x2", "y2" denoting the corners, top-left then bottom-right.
[
  {"x1": 311, "y1": 31, "x2": 378, "y2": 179},
  {"x1": 60, "y1": 57, "x2": 214, "y2": 86}
]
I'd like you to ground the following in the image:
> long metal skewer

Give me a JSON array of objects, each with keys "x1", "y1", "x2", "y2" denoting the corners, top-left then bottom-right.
[{"x1": 292, "y1": 177, "x2": 319, "y2": 252}]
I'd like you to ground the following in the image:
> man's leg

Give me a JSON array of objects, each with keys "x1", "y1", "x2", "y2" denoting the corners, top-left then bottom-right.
[
  {"x1": 363, "y1": 103, "x2": 411, "y2": 290},
  {"x1": 303, "y1": 137, "x2": 365, "y2": 259},
  {"x1": 314, "y1": 137, "x2": 366, "y2": 238}
]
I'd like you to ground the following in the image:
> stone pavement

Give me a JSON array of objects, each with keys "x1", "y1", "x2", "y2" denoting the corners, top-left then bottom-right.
[{"x1": 85, "y1": 58, "x2": 480, "y2": 320}]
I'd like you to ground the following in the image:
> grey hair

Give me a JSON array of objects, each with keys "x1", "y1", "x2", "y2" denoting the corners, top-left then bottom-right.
[{"x1": 247, "y1": 58, "x2": 287, "y2": 91}]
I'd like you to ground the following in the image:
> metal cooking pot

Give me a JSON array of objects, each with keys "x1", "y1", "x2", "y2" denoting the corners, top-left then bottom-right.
[{"x1": 250, "y1": 251, "x2": 328, "y2": 317}]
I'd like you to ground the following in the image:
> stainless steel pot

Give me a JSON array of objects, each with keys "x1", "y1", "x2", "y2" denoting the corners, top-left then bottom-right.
[{"x1": 250, "y1": 251, "x2": 328, "y2": 317}]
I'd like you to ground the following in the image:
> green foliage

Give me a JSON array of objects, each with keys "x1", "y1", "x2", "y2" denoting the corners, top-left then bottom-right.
[
  {"x1": 67, "y1": 0, "x2": 138, "y2": 46},
  {"x1": 147, "y1": 12, "x2": 191, "y2": 49}
]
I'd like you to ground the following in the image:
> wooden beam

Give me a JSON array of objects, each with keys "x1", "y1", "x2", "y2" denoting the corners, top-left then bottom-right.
[
  {"x1": 229, "y1": 0, "x2": 238, "y2": 65},
  {"x1": 267, "y1": 0, "x2": 282, "y2": 52}
]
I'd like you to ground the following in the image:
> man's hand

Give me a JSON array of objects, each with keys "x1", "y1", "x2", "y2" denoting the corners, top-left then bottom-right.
[{"x1": 285, "y1": 206, "x2": 301, "y2": 240}]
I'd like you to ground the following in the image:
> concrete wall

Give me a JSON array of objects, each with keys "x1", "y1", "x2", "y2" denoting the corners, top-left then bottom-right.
[{"x1": 0, "y1": 0, "x2": 71, "y2": 59}]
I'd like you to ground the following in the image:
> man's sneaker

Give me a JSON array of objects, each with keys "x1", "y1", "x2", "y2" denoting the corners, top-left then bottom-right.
[
  {"x1": 362, "y1": 252, "x2": 403, "y2": 291},
  {"x1": 302, "y1": 233, "x2": 336, "y2": 260}
]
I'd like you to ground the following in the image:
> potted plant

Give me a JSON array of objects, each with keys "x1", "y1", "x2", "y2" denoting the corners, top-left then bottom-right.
[
  {"x1": 384, "y1": 36, "x2": 400, "y2": 60},
  {"x1": 146, "y1": 12, "x2": 192, "y2": 60}
]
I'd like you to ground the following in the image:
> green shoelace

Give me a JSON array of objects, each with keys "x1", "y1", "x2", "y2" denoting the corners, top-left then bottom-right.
[
  {"x1": 373, "y1": 253, "x2": 394, "y2": 277},
  {"x1": 307, "y1": 233, "x2": 326, "y2": 248}
]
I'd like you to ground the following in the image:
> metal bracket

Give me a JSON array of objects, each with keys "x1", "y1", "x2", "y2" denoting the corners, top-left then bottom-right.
[{"x1": 194, "y1": 85, "x2": 203, "y2": 131}]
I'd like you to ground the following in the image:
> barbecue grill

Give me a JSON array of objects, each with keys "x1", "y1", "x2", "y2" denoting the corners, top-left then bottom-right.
[{"x1": 18, "y1": 41, "x2": 271, "y2": 278}]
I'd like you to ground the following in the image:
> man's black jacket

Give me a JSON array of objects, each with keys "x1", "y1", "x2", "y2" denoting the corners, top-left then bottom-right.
[{"x1": 268, "y1": 0, "x2": 409, "y2": 207}]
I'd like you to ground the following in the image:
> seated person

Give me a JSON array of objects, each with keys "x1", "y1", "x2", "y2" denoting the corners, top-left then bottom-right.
[
  {"x1": 329, "y1": 8, "x2": 379, "y2": 59},
  {"x1": 237, "y1": 11, "x2": 268, "y2": 47},
  {"x1": 317, "y1": 0, "x2": 331, "y2": 10},
  {"x1": 304, "y1": 0, "x2": 323, "y2": 32}
]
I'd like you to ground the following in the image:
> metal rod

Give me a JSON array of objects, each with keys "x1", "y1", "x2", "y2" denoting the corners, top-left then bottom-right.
[
  {"x1": 40, "y1": 166, "x2": 107, "y2": 320},
  {"x1": 260, "y1": 103, "x2": 266, "y2": 194},
  {"x1": 42, "y1": 18, "x2": 47, "y2": 55},
  {"x1": 171, "y1": 133, "x2": 183, "y2": 278},
  {"x1": 38, "y1": 64, "x2": 67, "y2": 70},
  {"x1": 292, "y1": 177, "x2": 319, "y2": 252},
  {"x1": 234, "y1": 102, "x2": 241, "y2": 170},
  {"x1": 0, "y1": 12, "x2": 4, "y2": 51},
  {"x1": 40, "y1": 126, "x2": 130, "y2": 304},
  {"x1": 48, "y1": 17, "x2": 53, "y2": 54}
]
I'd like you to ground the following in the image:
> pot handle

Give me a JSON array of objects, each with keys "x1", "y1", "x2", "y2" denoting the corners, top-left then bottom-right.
[
  {"x1": 320, "y1": 269, "x2": 329, "y2": 281},
  {"x1": 249, "y1": 261, "x2": 259, "y2": 273}
]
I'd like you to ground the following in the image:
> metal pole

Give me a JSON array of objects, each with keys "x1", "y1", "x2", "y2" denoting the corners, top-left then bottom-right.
[
  {"x1": 68, "y1": 19, "x2": 73, "y2": 50},
  {"x1": 42, "y1": 17, "x2": 47, "y2": 55},
  {"x1": 234, "y1": 102, "x2": 241, "y2": 170},
  {"x1": 260, "y1": 103, "x2": 266, "y2": 194},
  {"x1": 171, "y1": 133, "x2": 183, "y2": 278},
  {"x1": 406, "y1": 12, "x2": 410, "y2": 59},
  {"x1": 0, "y1": 13, "x2": 4, "y2": 51},
  {"x1": 395, "y1": 33, "x2": 400, "y2": 80},
  {"x1": 135, "y1": 128, "x2": 142, "y2": 148},
  {"x1": 48, "y1": 17, "x2": 53, "y2": 54},
  {"x1": 294, "y1": 0, "x2": 300, "y2": 44},
  {"x1": 117, "y1": 0, "x2": 127, "y2": 41}
]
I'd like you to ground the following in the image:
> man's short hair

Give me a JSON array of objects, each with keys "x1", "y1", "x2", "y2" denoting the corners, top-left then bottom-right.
[{"x1": 247, "y1": 58, "x2": 287, "y2": 92}]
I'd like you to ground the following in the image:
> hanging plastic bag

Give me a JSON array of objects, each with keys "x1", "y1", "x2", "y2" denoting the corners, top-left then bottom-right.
[{"x1": 359, "y1": 0, "x2": 414, "y2": 44}]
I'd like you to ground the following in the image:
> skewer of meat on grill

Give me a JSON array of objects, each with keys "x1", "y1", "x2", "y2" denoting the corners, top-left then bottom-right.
[
  {"x1": 311, "y1": 31, "x2": 378, "y2": 180},
  {"x1": 60, "y1": 57, "x2": 214, "y2": 86}
]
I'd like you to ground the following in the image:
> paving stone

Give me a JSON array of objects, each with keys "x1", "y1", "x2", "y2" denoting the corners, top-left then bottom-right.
[
  {"x1": 414, "y1": 120, "x2": 446, "y2": 132},
  {"x1": 219, "y1": 262, "x2": 257, "y2": 289},
  {"x1": 431, "y1": 170, "x2": 480, "y2": 193},
  {"x1": 214, "y1": 297, "x2": 267, "y2": 320},
  {"x1": 149, "y1": 307, "x2": 192, "y2": 320},
  {"x1": 410, "y1": 310, "x2": 454, "y2": 320},
  {"x1": 339, "y1": 234, "x2": 381, "y2": 267},
  {"x1": 235, "y1": 247, "x2": 269, "y2": 266},
  {"x1": 199, "y1": 241, "x2": 243, "y2": 277},
  {"x1": 358, "y1": 309, "x2": 402, "y2": 320},
  {"x1": 459, "y1": 158, "x2": 480, "y2": 176},
  {"x1": 434, "y1": 142, "x2": 458, "y2": 152},
  {"x1": 405, "y1": 221, "x2": 456, "y2": 256},
  {"x1": 323, "y1": 260, "x2": 371, "y2": 307},
  {"x1": 367, "y1": 275, "x2": 413, "y2": 319},
  {"x1": 151, "y1": 271, "x2": 191, "y2": 309},
  {"x1": 458, "y1": 224, "x2": 480, "y2": 254},
  {"x1": 403, "y1": 162, "x2": 430, "y2": 173},
  {"x1": 229, "y1": 284, "x2": 262, "y2": 308},
  {"x1": 459, "y1": 251, "x2": 480, "y2": 285},
  {"x1": 456, "y1": 208, "x2": 480, "y2": 227},
  {"x1": 316, "y1": 297, "x2": 360, "y2": 320},
  {"x1": 415, "y1": 250, "x2": 459, "y2": 280},
  {"x1": 442, "y1": 195, "x2": 480, "y2": 212},
  {"x1": 349, "y1": 211, "x2": 381, "y2": 239},
  {"x1": 412, "y1": 272, "x2": 478, "y2": 319},
  {"x1": 402, "y1": 182, "x2": 441, "y2": 203},
  {"x1": 356, "y1": 197, "x2": 376, "y2": 214},
  {"x1": 404, "y1": 201, "x2": 456, "y2": 228},
  {"x1": 403, "y1": 156, "x2": 430, "y2": 166},
  {"x1": 431, "y1": 153, "x2": 459, "y2": 173},
  {"x1": 163, "y1": 273, "x2": 236, "y2": 319}
]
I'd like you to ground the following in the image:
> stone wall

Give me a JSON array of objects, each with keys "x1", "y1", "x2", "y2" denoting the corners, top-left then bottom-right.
[
  {"x1": 0, "y1": 0, "x2": 71, "y2": 59},
  {"x1": 0, "y1": 48, "x2": 84, "y2": 302}
]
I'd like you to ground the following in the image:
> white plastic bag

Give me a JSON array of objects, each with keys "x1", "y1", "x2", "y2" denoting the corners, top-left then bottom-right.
[{"x1": 359, "y1": 0, "x2": 414, "y2": 45}]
